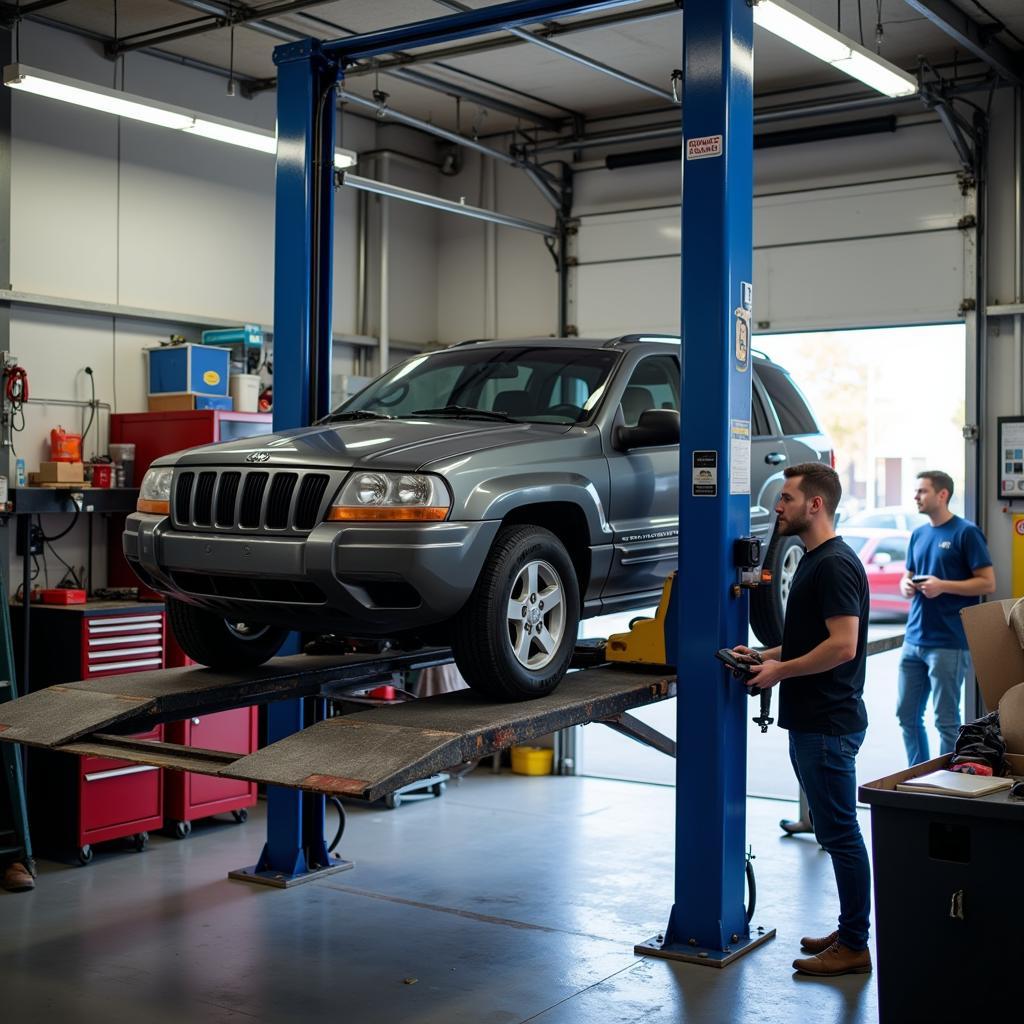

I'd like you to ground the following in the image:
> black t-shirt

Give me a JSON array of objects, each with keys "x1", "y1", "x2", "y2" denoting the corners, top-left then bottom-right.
[{"x1": 778, "y1": 536, "x2": 870, "y2": 735}]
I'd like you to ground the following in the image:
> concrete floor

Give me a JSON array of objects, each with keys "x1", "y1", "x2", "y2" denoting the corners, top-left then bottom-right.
[{"x1": 1, "y1": 774, "x2": 877, "y2": 1024}]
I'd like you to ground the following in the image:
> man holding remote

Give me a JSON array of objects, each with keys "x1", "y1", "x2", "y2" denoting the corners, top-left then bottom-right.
[
  {"x1": 897, "y1": 470, "x2": 995, "y2": 766},
  {"x1": 733, "y1": 463, "x2": 872, "y2": 977}
]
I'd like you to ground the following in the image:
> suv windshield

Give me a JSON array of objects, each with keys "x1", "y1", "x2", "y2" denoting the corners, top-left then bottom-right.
[{"x1": 335, "y1": 346, "x2": 619, "y2": 425}]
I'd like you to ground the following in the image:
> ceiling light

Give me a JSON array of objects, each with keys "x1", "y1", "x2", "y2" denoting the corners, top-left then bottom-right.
[
  {"x1": 3, "y1": 63, "x2": 358, "y2": 168},
  {"x1": 753, "y1": 0, "x2": 918, "y2": 98}
]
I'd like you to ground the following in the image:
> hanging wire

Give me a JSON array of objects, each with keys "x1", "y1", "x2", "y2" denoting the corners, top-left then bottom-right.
[
  {"x1": 857, "y1": 0, "x2": 865, "y2": 46},
  {"x1": 14, "y1": 1, "x2": 20, "y2": 62},
  {"x1": 875, "y1": 0, "x2": 883, "y2": 54}
]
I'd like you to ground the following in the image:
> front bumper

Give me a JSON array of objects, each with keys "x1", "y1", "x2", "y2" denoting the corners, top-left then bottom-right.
[{"x1": 123, "y1": 513, "x2": 500, "y2": 633}]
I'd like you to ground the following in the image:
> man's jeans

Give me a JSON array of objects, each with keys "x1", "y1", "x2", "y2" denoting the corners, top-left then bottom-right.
[
  {"x1": 788, "y1": 729, "x2": 871, "y2": 952},
  {"x1": 897, "y1": 643, "x2": 972, "y2": 765}
]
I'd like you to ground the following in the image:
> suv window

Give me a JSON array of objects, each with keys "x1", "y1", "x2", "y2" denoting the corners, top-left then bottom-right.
[
  {"x1": 340, "y1": 347, "x2": 618, "y2": 424},
  {"x1": 751, "y1": 380, "x2": 772, "y2": 437},
  {"x1": 756, "y1": 361, "x2": 819, "y2": 436},
  {"x1": 619, "y1": 355, "x2": 680, "y2": 427}
]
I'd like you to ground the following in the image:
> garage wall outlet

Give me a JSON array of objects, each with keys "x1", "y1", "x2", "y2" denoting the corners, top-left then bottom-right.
[{"x1": 16, "y1": 525, "x2": 44, "y2": 557}]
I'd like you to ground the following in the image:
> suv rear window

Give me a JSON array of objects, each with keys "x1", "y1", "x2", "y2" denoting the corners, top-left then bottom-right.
[{"x1": 756, "y1": 362, "x2": 819, "y2": 436}]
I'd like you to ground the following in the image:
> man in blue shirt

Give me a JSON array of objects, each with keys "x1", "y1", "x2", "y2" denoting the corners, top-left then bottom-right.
[{"x1": 897, "y1": 470, "x2": 995, "y2": 765}]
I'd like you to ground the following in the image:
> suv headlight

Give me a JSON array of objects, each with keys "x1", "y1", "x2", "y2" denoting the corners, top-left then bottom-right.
[
  {"x1": 327, "y1": 472, "x2": 451, "y2": 522},
  {"x1": 137, "y1": 467, "x2": 174, "y2": 515}
]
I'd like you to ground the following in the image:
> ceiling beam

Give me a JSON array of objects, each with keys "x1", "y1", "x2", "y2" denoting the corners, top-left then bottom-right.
[
  {"x1": 109, "y1": 0, "x2": 341, "y2": 55},
  {"x1": 432, "y1": 0, "x2": 676, "y2": 104},
  {"x1": 901, "y1": 0, "x2": 1022, "y2": 85}
]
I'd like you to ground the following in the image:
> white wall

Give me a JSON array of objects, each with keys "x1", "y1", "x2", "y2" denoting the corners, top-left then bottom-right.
[{"x1": 5, "y1": 23, "x2": 441, "y2": 592}]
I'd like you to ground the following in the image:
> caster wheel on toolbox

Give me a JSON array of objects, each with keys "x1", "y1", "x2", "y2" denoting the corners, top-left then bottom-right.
[
  {"x1": 384, "y1": 792, "x2": 400, "y2": 810},
  {"x1": 133, "y1": 832, "x2": 149, "y2": 852},
  {"x1": 77, "y1": 845, "x2": 93, "y2": 866},
  {"x1": 173, "y1": 820, "x2": 192, "y2": 840},
  {"x1": 232, "y1": 809, "x2": 248, "y2": 824}
]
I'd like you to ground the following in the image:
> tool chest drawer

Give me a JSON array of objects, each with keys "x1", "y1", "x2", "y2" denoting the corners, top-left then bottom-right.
[
  {"x1": 79, "y1": 725, "x2": 164, "y2": 843},
  {"x1": 83, "y1": 612, "x2": 165, "y2": 677}
]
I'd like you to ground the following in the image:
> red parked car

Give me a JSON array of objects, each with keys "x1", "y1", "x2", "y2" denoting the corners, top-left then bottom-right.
[{"x1": 840, "y1": 528, "x2": 911, "y2": 619}]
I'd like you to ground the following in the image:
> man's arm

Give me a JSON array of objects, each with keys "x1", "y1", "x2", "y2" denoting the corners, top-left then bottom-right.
[
  {"x1": 747, "y1": 616, "x2": 859, "y2": 689},
  {"x1": 898, "y1": 570, "x2": 917, "y2": 598},
  {"x1": 916, "y1": 565, "x2": 995, "y2": 599}
]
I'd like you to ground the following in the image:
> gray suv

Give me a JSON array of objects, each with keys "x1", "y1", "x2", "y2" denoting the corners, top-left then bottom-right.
[{"x1": 125, "y1": 337, "x2": 830, "y2": 700}]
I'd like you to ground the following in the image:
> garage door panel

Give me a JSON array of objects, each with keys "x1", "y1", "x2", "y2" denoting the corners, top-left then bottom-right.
[
  {"x1": 577, "y1": 208, "x2": 680, "y2": 263},
  {"x1": 575, "y1": 259, "x2": 680, "y2": 337},
  {"x1": 573, "y1": 174, "x2": 967, "y2": 336},
  {"x1": 755, "y1": 175, "x2": 963, "y2": 248},
  {"x1": 755, "y1": 231, "x2": 964, "y2": 331}
]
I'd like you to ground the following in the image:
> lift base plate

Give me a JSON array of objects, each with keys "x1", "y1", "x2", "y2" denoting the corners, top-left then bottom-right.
[{"x1": 635, "y1": 926, "x2": 776, "y2": 968}]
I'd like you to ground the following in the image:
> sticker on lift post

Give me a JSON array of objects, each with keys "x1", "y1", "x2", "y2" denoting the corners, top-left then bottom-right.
[
  {"x1": 692, "y1": 451, "x2": 718, "y2": 497},
  {"x1": 686, "y1": 135, "x2": 723, "y2": 160},
  {"x1": 735, "y1": 281, "x2": 752, "y2": 372}
]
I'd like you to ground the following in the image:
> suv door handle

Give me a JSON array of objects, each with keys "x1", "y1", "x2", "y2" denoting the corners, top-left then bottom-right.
[{"x1": 765, "y1": 451, "x2": 787, "y2": 465}]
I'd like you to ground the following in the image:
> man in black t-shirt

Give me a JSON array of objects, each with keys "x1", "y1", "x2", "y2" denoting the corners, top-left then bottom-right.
[{"x1": 733, "y1": 463, "x2": 871, "y2": 977}]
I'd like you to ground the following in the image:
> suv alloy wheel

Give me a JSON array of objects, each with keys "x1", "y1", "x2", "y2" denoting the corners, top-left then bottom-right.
[{"x1": 452, "y1": 525, "x2": 580, "y2": 700}]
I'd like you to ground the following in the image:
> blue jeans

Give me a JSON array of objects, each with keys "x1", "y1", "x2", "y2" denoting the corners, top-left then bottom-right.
[
  {"x1": 897, "y1": 643, "x2": 972, "y2": 765},
  {"x1": 788, "y1": 730, "x2": 871, "y2": 951}
]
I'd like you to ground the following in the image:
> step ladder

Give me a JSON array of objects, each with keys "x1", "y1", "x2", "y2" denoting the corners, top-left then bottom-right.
[{"x1": 0, "y1": 569, "x2": 33, "y2": 874}]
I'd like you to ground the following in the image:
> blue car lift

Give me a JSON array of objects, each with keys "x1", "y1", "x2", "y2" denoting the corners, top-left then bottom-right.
[{"x1": 247, "y1": 0, "x2": 772, "y2": 961}]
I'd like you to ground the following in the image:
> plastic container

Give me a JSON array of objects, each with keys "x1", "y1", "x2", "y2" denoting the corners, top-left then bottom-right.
[
  {"x1": 91, "y1": 463, "x2": 112, "y2": 488},
  {"x1": 109, "y1": 442, "x2": 136, "y2": 488},
  {"x1": 230, "y1": 373, "x2": 260, "y2": 413},
  {"x1": 511, "y1": 746, "x2": 554, "y2": 776},
  {"x1": 50, "y1": 427, "x2": 83, "y2": 462}
]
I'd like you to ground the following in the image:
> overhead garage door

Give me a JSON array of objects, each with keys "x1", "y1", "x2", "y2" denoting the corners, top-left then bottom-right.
[{"x1": 570, "y1": 171, "x2": 971, "y2": 336}]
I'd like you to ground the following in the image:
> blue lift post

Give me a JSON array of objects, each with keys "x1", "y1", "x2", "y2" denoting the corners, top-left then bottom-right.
[
  {"x1": 638, "y1": 0, "x2": 775, "y2": 966},
  {"x1": 231, "y1": 40, "x2": 351, "y2": 887}
]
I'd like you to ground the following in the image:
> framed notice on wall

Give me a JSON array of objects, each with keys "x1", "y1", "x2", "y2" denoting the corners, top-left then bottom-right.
[{"x1": 998, "y1": 416, "x2": 1024, "y2": 499}]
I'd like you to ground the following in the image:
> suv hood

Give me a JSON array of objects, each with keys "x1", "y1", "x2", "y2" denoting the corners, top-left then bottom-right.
[{"x1": 169, "y1": 417, "x2": 572, "y2": 472}]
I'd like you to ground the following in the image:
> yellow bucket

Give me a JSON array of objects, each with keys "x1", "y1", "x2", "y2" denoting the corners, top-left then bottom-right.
[{"x1": 511, "y1": 745, "x2": 554, "y2": 776}]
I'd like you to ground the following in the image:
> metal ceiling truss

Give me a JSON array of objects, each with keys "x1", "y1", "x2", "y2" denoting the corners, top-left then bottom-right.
[{"x1": 901, "y1": 0, "x2": 1023, "y2": 87}]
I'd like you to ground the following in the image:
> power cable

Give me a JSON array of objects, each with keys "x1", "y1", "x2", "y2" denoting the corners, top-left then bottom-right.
[{"x1": 80, "y1": 366, "x2": 96, "y2": 455}]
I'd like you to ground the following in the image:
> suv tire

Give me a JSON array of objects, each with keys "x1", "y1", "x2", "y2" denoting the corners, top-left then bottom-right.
[
  {"x1": 749, "y1": 533, "x2": 805, "y2": 648},
  {"x1": 168, "y1": 599, "x2": 288, "y2": 668},
  {"x1": 452, "y1": 525, "x2": 580, "y2": 701}
]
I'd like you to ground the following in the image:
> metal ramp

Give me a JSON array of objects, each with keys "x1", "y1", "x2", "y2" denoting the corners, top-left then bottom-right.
[{"x1": 0, "y1": 652, "x2": 674, "y2": 803}]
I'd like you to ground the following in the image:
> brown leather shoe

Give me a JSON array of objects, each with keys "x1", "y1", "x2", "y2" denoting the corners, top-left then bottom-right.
[
  {"x1": 1, "y1": 862, "x2": 35, "y2": 893},
  {"x1": 793, "y1": 940, "x2": 871, "y2": 976},
  {"x1": 800, "y1": 930, "x2": 838, "y2": 954}
]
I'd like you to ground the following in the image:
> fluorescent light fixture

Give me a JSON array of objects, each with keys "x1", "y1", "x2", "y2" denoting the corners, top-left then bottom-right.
[
  {"x1": 3, "y1": 63, "x2": 358, "y2": 167},
  {"x1": 753, "y1": 0, "x2": 918, "y2": 98}
]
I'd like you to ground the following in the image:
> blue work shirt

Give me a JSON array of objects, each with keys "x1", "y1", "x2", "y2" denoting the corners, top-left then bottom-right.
[{"x1": 905, "y1": 516, "x2": 992, "y2": 649}]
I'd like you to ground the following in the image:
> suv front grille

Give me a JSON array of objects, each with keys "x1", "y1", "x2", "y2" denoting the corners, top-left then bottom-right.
[{"x1": 172, "y1": 468, "x2": 336, "y2": 534}]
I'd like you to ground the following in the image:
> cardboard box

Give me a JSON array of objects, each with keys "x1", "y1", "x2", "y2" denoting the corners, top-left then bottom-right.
[
  {"x1": 37, "y1": 461, "x2": 84, "y2": 483},
  {"x1": 147, "y1": 393, "x2": 233, "y2": 413},
  {"x1": 961, "y1": 598, "x2": 1024, "y2": 775}
]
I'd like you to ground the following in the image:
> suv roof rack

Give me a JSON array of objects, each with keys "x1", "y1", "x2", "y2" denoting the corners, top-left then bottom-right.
[{"x1": 607, "y1": 334, "x2": 681, "y2": 347}]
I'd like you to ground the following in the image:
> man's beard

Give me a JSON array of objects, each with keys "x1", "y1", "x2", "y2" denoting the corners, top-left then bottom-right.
[{"x1": 778, "y1": 509, "x2": 810, "y2": 536}]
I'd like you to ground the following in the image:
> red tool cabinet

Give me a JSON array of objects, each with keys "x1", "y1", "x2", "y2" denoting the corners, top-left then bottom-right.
[
  {"x1": 17, "y1": 602, "x2": 167, "y2": 864},
  {"x1": 164, "y1": 709, "x2": 258, "y2": 837},
  {"x1": 109, "y1": 410, "x2": 268, "y2": 834}
]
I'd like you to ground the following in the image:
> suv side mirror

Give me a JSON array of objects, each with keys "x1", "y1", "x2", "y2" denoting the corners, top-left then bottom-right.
[
  {"x1": 872, "y1": 551, "x2": 893, "y2": 567},
  {"x1": 615, "y1": 409, "x2": 680, "y2": 451}
]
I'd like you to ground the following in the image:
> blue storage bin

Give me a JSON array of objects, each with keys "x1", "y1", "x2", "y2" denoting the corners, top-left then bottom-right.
[
  {"x1": 201, "y1": 324, "x2": 263, "y2": 350},
  {"x1": 195, "y1": 395, "x2": 233, "y2": 411},
  {"x1": 147, "y1": 344, "x2": 230, "y2": 397}
]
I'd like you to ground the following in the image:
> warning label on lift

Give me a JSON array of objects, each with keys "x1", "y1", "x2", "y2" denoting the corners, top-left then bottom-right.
[
  {"x1": 692, "y1": 450, "x2": 718, "y2": 497},
  {"x1": 686, "y1": 135, "x2": 723, "y2": 160}
]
